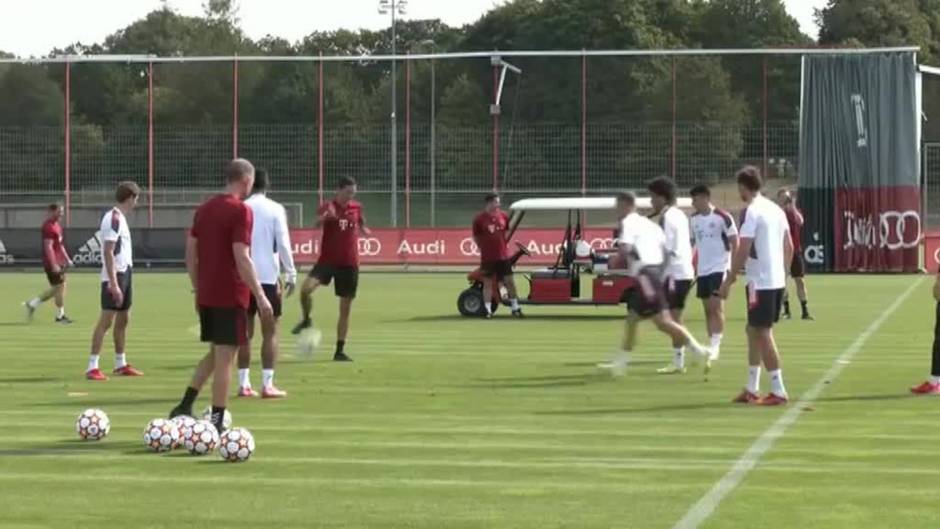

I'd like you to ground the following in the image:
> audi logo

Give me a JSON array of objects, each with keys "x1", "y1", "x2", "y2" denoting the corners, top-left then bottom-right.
[
  {"x1": 460, "y1": 237, "x2": 480, "y2": 256},
  {"x1": 880, "y1": 210, "x2": 921, "y2": 250},
  {"x1": 357, "y1": 238, "x2": 382, "y2": 256}
]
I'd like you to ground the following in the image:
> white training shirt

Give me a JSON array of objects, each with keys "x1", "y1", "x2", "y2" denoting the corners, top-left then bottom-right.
[
  {"x1": 691, "y1": 207, "x2": 738, "y2": 277},
  {"x1": 619, "y1": 212, "x2": 666, "y2": 277},
  {"x1": 739, "y1": 194, "x2": 790, "y2": 291},
  {"x1": 98, "y1": 207, "x2": 132, "y2": 281},
  {"x1": 245, "y1": 193, "x2": 297, "y2": 286},
  {"x1": 660, "y1": 206, "x2": 695, "y2": 281}
]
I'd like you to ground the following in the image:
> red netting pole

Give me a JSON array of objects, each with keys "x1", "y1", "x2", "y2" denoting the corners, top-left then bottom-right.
[
  {"x1": 581, "y1": 52, "x2": 587, "y2": 196},
  {"x1": 492, "y1": 64, "x2": 500, "y2": 192},
  {"x1": 318, "y1": 53, "x2": 324, "y2": 208},
  {"x1": 405, "y1": 53, "x2": 412, "y2": 228},
  {"x1": 64, "y1": 61, "x2": 71, "y2": 227},
  {"x1": 232, "y1": 58, "x2": 239, "y2": 159},
  {"x1": 763, "y1": 56, "x2": 769, "y2": 178},
  {"x1": 147, "y1": 61, "x2": 154, "y2": 228},
  {"x1": 671, "y1": 57, "x2": 677, "y2": 180}
]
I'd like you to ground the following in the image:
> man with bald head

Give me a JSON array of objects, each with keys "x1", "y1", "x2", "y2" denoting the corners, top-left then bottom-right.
[{"x1": 170, "y1": 159, "x2": 273, "y2": 434}]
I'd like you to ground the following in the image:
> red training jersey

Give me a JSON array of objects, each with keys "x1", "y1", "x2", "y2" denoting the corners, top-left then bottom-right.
[
  {"x1": 190, "y1": 194, "x2": 254, "y2": 309},
  {"x1": 784, "y1": 207, "x2": 803, "y2": 250},
  {"x1": 41, "y1": 218, "x2": 67, "y2": 269},
  {"x1": 318, "y1": 200, "x2": 364, "y2": 268},
  {"x1": 472, "y1": 210, "x2": 510, "y2": 263}
]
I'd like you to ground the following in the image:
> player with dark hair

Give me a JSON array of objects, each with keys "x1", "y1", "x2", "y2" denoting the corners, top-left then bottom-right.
[
  {"x1": 719, "y1": 166, "x2": 793, "y2": 406},
  {"x1": 776, "y1": 188, "x2": 813, "y2": 320},
  {"x1": 598, "y1": 191, "x2": 711, "y2": 375},
  {"x1": 292, "y1": 176, "x2": 370, "y2": 362},
  {"x1": 86, "y1": 181, "x2": 143, "y2": 381},
  {"x1": 237, "y1": 169, "x2": 296, "y2": 398},
  {"x1": 472, "y1": 193, "x2": 522, "y2": 318},
  {"x1": 647, "y1": 176, "x2": 696, "y2": 374},
  {"x1": 170, "y1": 159, "x2": 272, "y2": 434},
  {"x1": 24, "y1": 203, "x2": 74, "y2": 324},
  {"x1": 690, "y1": 184, "x2": 738, "y2": 358}
]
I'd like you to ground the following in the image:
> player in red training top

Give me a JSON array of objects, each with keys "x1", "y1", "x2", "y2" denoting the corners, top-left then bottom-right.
[
  {"x1": 292, "y1": 176, "x2": 370, "y2": 362},
  {"x1": 169, "y1": 159, "x2": 273, "y2": 434},
  {"x1": 472, "y1": 193, "x2": 522, "y2": 318},
  {"x1": 24, "y1": 204, "x2": 73, "y2": 323},
  {"x1": 776, "y1": 188, "x2": 813, "y2": 321}
]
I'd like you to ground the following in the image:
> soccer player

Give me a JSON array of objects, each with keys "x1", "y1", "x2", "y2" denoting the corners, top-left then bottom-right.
[
  {"x1": 598, "y1": 192, "x2": 711, "y2": 375},
  {"x1": 86, "y1": 182, "x2": 143, "y2": 381},
  {"x1": 648, "y1": 177, "x2": 695, "y2": 374},
  {"x1": 777, "y1": 188, "x2": 813, "y2": 320},
  {"x1": 909, "y1": 266, "x2": 940, "y2": 394},
  {"x1": 719, "y1": 166, "x2": 793, "y2": 406},
  {"x1": 690, "y1": 184, "x2": 738, "y2": 358},
  {"x1": 24, "y1": 204, "x2": 74, "y2": 324},
  {"x1": 237, "y1": 169, "x2": 296, "y2": 398},
  {"x1": 291, "y1": 176, "x2": 370, "y2": 362},
  {"x1": 472, "y1": 193, "x2": 522, "y2": 318},
  {"x1": 169, "y1": 159, "x2": 273, "y2": 434}
]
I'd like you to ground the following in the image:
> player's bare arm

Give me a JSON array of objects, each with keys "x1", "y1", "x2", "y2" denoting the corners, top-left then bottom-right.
[
  {"x1": 359, "y1": 216, "x2": 372, "y2": 236},
  {"x1": 43, "y1": 239, "x2": 60, "y2": 273},
  {"x1": 185, "y1": 235, "x2": 199, "y2": 311},
  {"x1": 720, "y1": 237, "x2": 752, "y2": 299},
  {"x1": 783, "y1": 230, "x2": 795, "y2": 270},
  {"x1": 234, "y1": 242, "x2": 273, "y2": 319},
  {"x1": 103, "y1": 240, "x2": 122, "y2": 305},
  {"x1": 933, "y1": 272, "x2": 940, "y2": 302}
]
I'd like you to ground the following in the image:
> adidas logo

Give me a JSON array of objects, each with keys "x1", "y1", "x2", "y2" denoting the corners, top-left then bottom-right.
[
  {"x1": 72, "y1": 233, "x2": 103, "y2": 266},
  {"x1": 0, "y1": 238, "x2": 12, "y2": 264}
]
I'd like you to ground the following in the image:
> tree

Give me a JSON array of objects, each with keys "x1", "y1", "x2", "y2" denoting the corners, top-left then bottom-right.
[{"x1": 817, "y1": 0, "x2": 933, "y2": 61}]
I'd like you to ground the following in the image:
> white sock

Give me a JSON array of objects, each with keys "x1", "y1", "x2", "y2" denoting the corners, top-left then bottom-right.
[
  {"x1": 114, "y1": 353, "x2": 126, "y2": 369},
  {"x1": 510, "y1": 298, "x2": 520, "y2": 310},
  {"x1": 262, "y1": 369, "x2": 274, "y2": 388},
  {"x1": 673, "y1": 347, "x2": 685, "y2": 369},
  {"x1": 769, "y1": 369, "x2": 787, "y2": 396},
  {"x1": 57, "y1": 306, "x2": 65, "y2": 318},
  {"x1": 87, "y1": 355, "x2": 99, "y2": 372},
  {"x1": 930, "y1": 375, "x2": 940, "y2": 384},
  {"x1": 485, "y1": 300, "x2": 493, "y2": 315},
  {"x1": 238, "y1": 368, "x2": 251, "y2": 388},
  {"x1": 710, "y1": 334, "x2": 722, "y2": 350},
  {"x1": 28, "y1": 297, "x2": 41, "y2": 308},
  {"x1": 747, "y1": 365, "x2": 761, "y2": 393}
]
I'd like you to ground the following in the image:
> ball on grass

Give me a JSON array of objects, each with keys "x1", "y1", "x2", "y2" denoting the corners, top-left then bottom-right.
[{"x1": 76, "y1": 408, "x2": 110, "y2": 441}]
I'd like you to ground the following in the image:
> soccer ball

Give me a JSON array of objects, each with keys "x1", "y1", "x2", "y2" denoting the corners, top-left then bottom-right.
[
  {"x1": 171, "y1": 415, "x2": 197, "y2": 449},
  {"x1": 143, "y1": 418, "x2": 180, "y2": 452},
  {"x1": 296, "y1": 328, "x2": 322, "y2": 359},
  {"x1": 75, "y1": 408, "x2": 110, "y2": 441},
  {"x1": 219, "y1": 427, "x2": 255, "y2": 463},
  {"x1": 183, "y1": 420, "x2": 219, "y2": 456},
  {"x1": 201, "y1": 407, "x2": 232, "y2": 430}
]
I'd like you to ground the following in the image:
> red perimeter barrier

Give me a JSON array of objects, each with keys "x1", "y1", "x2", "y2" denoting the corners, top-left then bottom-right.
[{"x1": 290, "y1": 228, "x2": 618, "y2": 266}]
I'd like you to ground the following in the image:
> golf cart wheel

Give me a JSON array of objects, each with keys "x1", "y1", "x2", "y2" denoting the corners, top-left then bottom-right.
[{"x1": 458, "y1": 288, "x2": 486, "y2": 317}]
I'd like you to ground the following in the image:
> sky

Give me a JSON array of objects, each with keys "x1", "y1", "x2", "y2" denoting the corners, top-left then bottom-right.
[{"x1": 0, "y1": 0, "x2": 828, "y2": 58}]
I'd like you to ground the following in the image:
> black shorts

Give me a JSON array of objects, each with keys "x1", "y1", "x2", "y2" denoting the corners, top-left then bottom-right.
[
  {"x1": 45, "y1": 269, "x2": 65, "y2": 286},
  {"x1": 310, "y1": 263, "x2": 359, "y2": 298},
  {"x1": 665, "y1": 278, "x2": 692, "y2": 310},
  {"x1": 248, "y1": 283, "x2": 282, "y2": 318},
  {"x1": 199, "y1": 306, "x2": 248, "y2": 346},
  {"x1": 624, "y1": 267, "x2": 668, "y2": 318},
  {"x1": 100, "y1": 269, "x2": 133, "y2": 312},
  {"x1": 746, "y1": 286, "x2": 784, "y2": 329},
  {"x1": 696, "y1": 272, "x2": 726, "y2": 299},
  {"x1": 790, "y1": 253, "x2": 806, "y2": 278},
  {"x1": 481, "y1": 260, "x2": 513, "y2": 281}
]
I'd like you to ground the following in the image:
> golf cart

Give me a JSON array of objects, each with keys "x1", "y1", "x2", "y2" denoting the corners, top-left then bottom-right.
[{"x1": 456, "y1": 196, "x2": 692, "y2": 317}]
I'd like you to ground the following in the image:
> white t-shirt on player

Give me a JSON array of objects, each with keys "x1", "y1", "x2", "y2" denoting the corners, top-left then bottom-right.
[
  {"x1": 661, "y1": 206, "x2": 695, "y2": 281},
  {"x1": 739, "y1": 194, "x2": 789, "y2": 291},
  {"x1": 98, "y1": 207, "x2": 132, "y2": 281},
  {"x1": 619, "y1": 212, "x2": 666, "y2": 277},
  {"x1": 691, "y1": 207, "x2": 738, "y2": 277},
  {"x1": 245, "y1": 193, "x2": 297, "y2": 286}
]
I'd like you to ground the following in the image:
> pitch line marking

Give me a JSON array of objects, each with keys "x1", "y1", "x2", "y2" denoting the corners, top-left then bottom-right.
[{"x1": 673, "y1": 277, "x2": 923, "y2": 529}]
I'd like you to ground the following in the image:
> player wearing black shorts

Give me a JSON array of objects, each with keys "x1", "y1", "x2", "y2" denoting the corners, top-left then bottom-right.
[
  {"x1": 24, "y1": 204, "x2": 74, "y2": 324},
  {"x1": 777, "y1": 188, "x2": 813, "y2": 320},
  {"x1": 473, "y1": 193, "x2": 522, "y2": 318}
]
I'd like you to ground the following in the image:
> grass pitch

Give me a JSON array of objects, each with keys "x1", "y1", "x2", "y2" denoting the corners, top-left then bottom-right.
[{"x1": 0, "y1": 271, "x2": 936, "y2": 528}]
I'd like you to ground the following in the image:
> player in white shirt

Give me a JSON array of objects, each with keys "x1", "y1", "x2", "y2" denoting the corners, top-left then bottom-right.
[
  {"x1": 86, "y1": 181, "x2": 143, "y2": 381},
  {"x1": 719, "y1": 167, "x2": 794, "y2": 406},
  {"x1": 598, "y1": 192, "x2": 711, "y2": 376},
  {"x1": 690, "y1": 184, "x2": 738, "y2": 358},
  {"x1": 647, "y1": 177, "x2": 697, "y2": 374},
  {"x1": 237, "y1": 170, "x2": 297, "y2": 399}
]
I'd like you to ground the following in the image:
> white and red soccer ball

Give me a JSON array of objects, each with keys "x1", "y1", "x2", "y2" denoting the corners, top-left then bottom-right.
[
  {"x1": 143, "y1": 418, "x2": 180, "y2": 452},
  {"x1": 183, "y1": 420, "x2": 220, "y2": 456},
  {"x1": 171, "y1": 415, "x2": 198, "y2": 449},
  {"x1": 219, "y1": 427, "x2": 255, "y2": 463},
  {"x1": 75, "y1": 409, "x2": 110, "y2": 441}
]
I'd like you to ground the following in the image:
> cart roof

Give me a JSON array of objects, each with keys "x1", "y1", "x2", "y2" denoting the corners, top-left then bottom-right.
[{"x1": 508, "y1": 197, "x2": 692, "y2": 211}]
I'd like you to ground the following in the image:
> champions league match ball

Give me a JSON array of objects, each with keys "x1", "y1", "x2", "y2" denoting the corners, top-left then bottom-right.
[
  {"x1": 143, "y1": 418, "x2": 180, "y2": 452},
  {"x1": 183, "y1": 420, "x2": 220, "y2": 456},
  {"x1": 219, "y1": 427, "x2": 255, "y2": 463},
  {"x1": 296, "y1": 328, "x2": 323, "y2": 359},
  {"x1": 171, "y1": 415, "x2": 198, "y2": 449},
  {"x1": 201, "y1": 407, "x2": 232, "y2": 430},
  {"x1": 75, "y1": 408, "x2": 110, "y2": 441}
]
